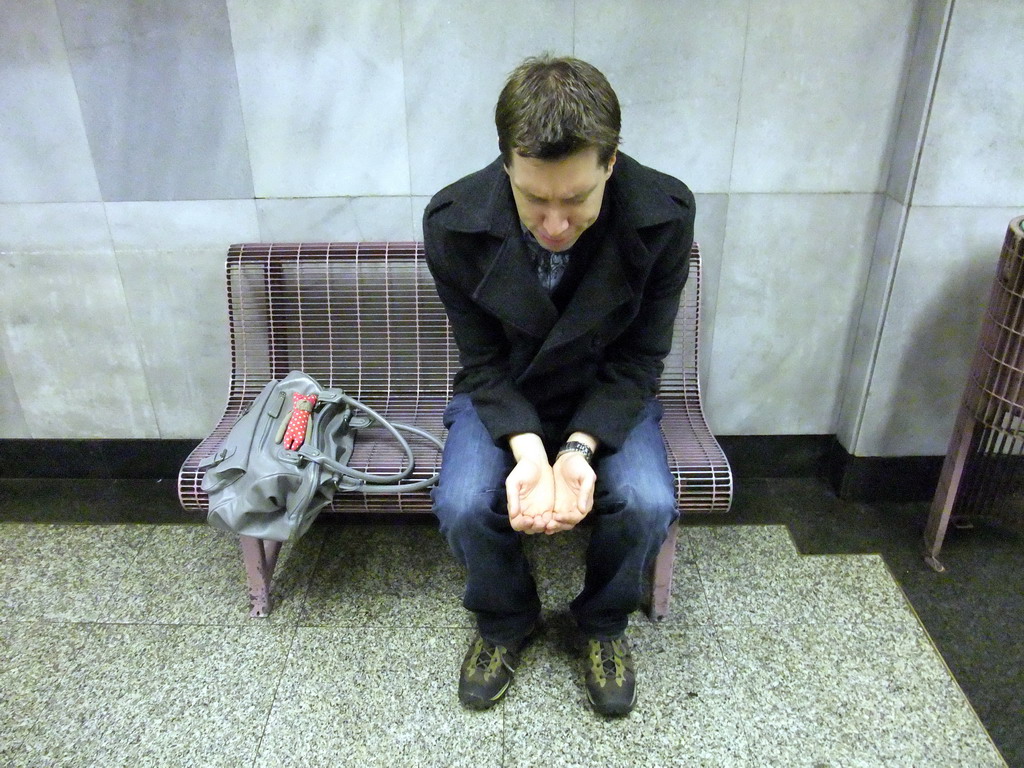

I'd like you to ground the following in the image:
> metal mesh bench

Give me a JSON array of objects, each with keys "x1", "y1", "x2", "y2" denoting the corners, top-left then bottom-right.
[{"x1": 178, "y1": 241, "x2": 732, "y2": 618}]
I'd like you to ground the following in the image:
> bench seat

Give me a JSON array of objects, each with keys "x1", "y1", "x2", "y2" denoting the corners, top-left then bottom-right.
[{"x1": 178, "y1": 241, "x2": 732, "y2": 618}]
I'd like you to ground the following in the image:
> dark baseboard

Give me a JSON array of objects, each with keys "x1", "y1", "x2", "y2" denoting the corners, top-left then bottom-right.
[
  {"x1": 717, "y1": 435, "x2": 834, "y2": 479},
  {"x1": 0, "y1": 439, "x2": 198, "y2": 480},
  {"x1": 826, "y1": 439, "x2": 942, "y2": 503},
  {"x1": 0, "y1": 436, "x2": 943, "y2": 502}
]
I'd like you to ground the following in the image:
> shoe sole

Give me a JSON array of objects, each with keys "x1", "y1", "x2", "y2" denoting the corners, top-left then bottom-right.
[
  {"x1": 459, "y1": 678, "x2": 512, "y2": 710},
  {"x1": 586, "y1": 684, "x2": 637, "y2": 717}
]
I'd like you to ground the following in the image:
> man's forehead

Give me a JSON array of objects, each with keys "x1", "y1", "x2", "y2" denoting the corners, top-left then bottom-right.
[{"x1": 506, "y1": 151, "x2": 606, "y2": 198}]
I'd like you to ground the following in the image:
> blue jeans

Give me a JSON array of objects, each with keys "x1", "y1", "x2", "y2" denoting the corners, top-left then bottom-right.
[{"x1": 431, "y1": 393, "x2": 678, "y2": 646}]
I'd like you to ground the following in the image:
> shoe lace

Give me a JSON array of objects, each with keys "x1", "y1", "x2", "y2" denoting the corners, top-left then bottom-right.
[
  {"x1": 469, "y1": 639, "x2": 507, "y2": 680},
  {"x1": 590, "y1": 639, "x2": 628, "y2": 686}
]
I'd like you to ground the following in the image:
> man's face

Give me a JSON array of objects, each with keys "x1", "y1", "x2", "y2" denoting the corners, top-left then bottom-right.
[{"x1": 505, "y1": 147, "x2": 615, "y2": 253}]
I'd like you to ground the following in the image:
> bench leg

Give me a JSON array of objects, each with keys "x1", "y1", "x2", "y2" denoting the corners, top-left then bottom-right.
[
  {"x1": 649, "y1": 519, "x2": 679, "y2": 621},
  {"x1": 923, "y1": 410, "x2": 977, "y2": 573},
  {"x1": 239, "y1": 536, "x2": 282, "y2": 618}
]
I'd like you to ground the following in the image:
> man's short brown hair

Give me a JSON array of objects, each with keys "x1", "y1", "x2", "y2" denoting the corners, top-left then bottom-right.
[{"x1": 495, "y1": 55, "x2": 621, "y2": 168}]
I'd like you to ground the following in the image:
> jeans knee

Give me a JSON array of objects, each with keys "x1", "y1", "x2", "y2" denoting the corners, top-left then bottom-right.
[
  {"x1": 433, "y1": 485, "x2": 500, "y2": 541},
  {"x1": 608, "y1": 482, "x2": 678, "y2": 531}
]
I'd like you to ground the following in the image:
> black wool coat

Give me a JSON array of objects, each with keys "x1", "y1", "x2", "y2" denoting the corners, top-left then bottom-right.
[{"x1": 423, "y1": 152, "x2": 695, "y2": 451}]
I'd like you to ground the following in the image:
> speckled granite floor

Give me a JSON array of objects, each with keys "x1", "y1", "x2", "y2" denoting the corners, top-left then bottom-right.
[{"x1": 0, "y1": 508, "x2": 1008, "y2": 767}]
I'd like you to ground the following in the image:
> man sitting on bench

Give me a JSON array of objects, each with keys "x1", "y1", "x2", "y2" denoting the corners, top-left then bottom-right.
[{"x1": 423, "y1": 54, "x2": 695, "y2": 717}]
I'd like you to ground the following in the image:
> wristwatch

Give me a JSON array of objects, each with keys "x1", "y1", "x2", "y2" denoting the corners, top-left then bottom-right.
[{"x1": 556, "y1": 440, "x2": 594, "y2": 464}]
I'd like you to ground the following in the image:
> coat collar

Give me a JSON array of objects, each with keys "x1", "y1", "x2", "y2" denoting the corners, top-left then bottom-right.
[
  {"x1": 442, "y1": 152, "x2": 684, "y2": 238},
  {"x1": 472, "y1": 228, "x2": 560, "y2": 338}
]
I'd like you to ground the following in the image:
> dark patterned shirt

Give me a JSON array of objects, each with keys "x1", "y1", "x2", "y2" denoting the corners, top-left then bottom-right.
[{"x1": 521, "y1": 224, "x2": 572, "y2": 295}]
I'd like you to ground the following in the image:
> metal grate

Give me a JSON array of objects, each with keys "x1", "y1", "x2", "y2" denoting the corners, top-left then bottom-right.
[
  {"x1": 178, "y1": 241, "x2": 732, "y2": 517},
  {"x1": 925, "y1": 215, "x2": 1024, "y2": 570}
]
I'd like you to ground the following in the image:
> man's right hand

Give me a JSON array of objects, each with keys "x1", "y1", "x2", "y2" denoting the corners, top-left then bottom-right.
[
  {"x1": 506, "y1": 432, "x2": 555, "y2": 534},
  {"x1": 505, "y1": 458, "x2": 554, "y2": 534}
]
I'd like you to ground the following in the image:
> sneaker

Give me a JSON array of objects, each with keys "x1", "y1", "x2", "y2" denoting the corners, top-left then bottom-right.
[
  {"x1": 458, "y1": 634, "x2": 520, "y2": 709},
  {"x1": 584, "y1": 636, "x2": 637, "y2": 716}
]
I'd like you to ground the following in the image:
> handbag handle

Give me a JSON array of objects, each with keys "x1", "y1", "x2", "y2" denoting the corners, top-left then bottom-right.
[{"x1": 299, "y1": 391, "x2": 444, "y2": 493}]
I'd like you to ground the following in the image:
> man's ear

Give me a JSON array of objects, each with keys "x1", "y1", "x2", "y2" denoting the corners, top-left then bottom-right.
[{"x1": 604, "y1": 151, "x2": 617, "y2": 177}]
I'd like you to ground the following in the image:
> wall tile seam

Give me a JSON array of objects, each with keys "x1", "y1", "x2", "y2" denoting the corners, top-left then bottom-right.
[
  {"x1": 223, "y1": 1, "x2": 258, "y2": 215},
  {"x1": 395, "y1": 1, "x2": 416, "y2": 207},
  {"x1": 0, "y1": 198, "x2": 104, "y2": 205},
  {"x1": 722, "y1": 191, "x2": 891, "y2": 197},
  {"x1": 50, "y1": 0, "x2": 104, "y2": 205},
  {"x1": 0, "y1": 250, "x2": 114, "y2": 257},
  {"x1": 836, "y1": 193, "x2": 909, "y2": 449},
  {"x1": 899, "y1": 0, "x2": 956, "y2": 219},
  {"x1": 0, "y1": 249, "x2": 240, "y2": 257},
  {"x1": 0, "y1": 343, "x2": 29, "y2": 437},
  {"x1": 838, "y1": 208, "x2": 917, "y2": 456},
  {"x1": 723, "y1": 0, "x2": 754, "y2": 199},
  {"x1": 832, "y1": 198, "x2": 891, "y2": 438},
  {"x1": 109, "y1": 251, "x2": 164, "y2": 438},
  {"x1": 103, "y1": 198, "x2": 260, "y2": 205},
  {"x1": 905, "y1": 202, "x2": 1024, "y2": 211},
  {"x1": 883, "y1": 0, "x2": 936, "y2": 207},
  {"x1": 223, "y1": 0, "x2": 273, "y2": 214},
  {"x1": 699, "y1": 196, "x2": 731, "y2": 398},
  {"x1": 252, "y1": 195, "x2": 418, "y2": 201},
  {"x1": 9, "y1": 192, "x2": 917, "y2": 202},
  {"x1": 844, "y1": 0, "x2": 956, "y2": 456}
]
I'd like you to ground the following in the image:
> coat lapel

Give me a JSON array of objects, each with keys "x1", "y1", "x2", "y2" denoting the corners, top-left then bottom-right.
[
  {"x1": 472, "y1": 233, "x2": 559, "y2": 339},
  {"x1": 444, "y1": 162, "x2": 556, "y2": 338},
  {"x1": 537, "y1": 230, "x2": 635, "y2": 353},
  {"x1": 446, "y1": 153, "x2": 669, "y2": 349}
]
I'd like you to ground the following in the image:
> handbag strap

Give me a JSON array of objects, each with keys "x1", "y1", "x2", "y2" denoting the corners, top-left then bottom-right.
[{"x1": 300, "y1": 392, "x2": 444, "y2": 493}]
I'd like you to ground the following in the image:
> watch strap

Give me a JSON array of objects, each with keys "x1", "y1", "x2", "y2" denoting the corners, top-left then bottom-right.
[{"x1": 556, "y1": 440, "x2": 594, "y2": 464}]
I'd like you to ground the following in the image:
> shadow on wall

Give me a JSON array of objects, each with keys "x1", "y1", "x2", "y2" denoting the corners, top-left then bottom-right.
[{"x1": 881, "y1": 258, "x2": 996, "y2": 456}]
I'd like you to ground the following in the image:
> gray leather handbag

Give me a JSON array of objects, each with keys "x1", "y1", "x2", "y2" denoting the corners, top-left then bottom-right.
[{"x1": 200, "y1": 370, "x2": 442, "y2": 542}]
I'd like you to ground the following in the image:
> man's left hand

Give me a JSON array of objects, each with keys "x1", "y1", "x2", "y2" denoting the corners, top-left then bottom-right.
[{"x1": 547, "y1": 452, "x2": 596, "y2": 534}]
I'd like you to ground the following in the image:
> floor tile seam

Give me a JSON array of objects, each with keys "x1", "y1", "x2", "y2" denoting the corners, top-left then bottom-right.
[
  {"x1": 652, "y1": 618, "x2": 751, "y2": 701},
  {"x1": 702, "y1": 616, "x2": 997, "y2": 706},
  {"x1": 0, "y1": 617, "x2": 313, "y2": 635},
  {"x1": 899, "y1": 582, "x2": 1024, "y2": 603},
  {"x1": 81, "y1": 524, "x2": 161, "y2": 621},
  {"x1": 249, "y1": 623, "x2": 302, "y2": 768},
  {"x1": 705, "y1": 615, "x2": 937, "y2": 635},
  {"x1": 0, "y1": 520, "x2": 174, "y2": 535},
  {"x1": 688, "y1": 555, "x2": 721, "y2": 629},
  {"x1": 703, "y1": 614, "x2": 962, "y2": 679},
  {"x1": 690, "y1": 560, "x2": 915, "y2": 602},
  {"x1": 681, "y1": 521, "x2": 799, "y2": 552},
  {"x1": 697, "y1": 642, "x2": 1002, "y2": 748},
  {"x1": 289, "y1": 531, "x2": 335, "y2": 625},
  {"x1": 868, "y1": 558, "x2": 994, "y2": 661},
  {"x1": 640, "y1": 617, "x2": 716, "y2": 630},
  {"x1": 689, "y1": 548, "x2": 890, "y2": 570},
  {"x1": 712, "y1": 690, "x2": 772, "y2": 767},
  {"x1": 874, "y1": 556, "x2": 945, "y2": 639},
  {"x1": 888, "y1": 610, "x2": 1012, "y2": 756},
  {"x1": 292, "y1": 623, "x2": 475, "y2": 633},
  {"x1": 689, "y1": 581, "x2": 916, "y2": 619}
]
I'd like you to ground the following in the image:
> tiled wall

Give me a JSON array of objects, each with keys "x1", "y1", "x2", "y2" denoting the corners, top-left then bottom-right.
[
  {"x1": 1, "y1": 1, "x2": 1021, "y2": 454},
  {"x1": 839, "y1": 0, "x2": 1024, "y2": 456}
]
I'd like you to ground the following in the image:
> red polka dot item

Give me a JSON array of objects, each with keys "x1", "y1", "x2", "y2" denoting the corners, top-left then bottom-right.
[{"x1": 281, "y1": 392, "x2": 318, "y2": 450}]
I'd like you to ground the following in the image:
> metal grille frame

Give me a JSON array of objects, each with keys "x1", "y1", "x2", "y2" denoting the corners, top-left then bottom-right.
[
  {"x1": 177, "y1": 241, "x2": 733, "y2": 618},
  {"x1": 178, "y1": 241, "x2": 731, "y2": 517},
  {"x1": 925, "y1": 215, "x2": 1024, "y2": 571}
]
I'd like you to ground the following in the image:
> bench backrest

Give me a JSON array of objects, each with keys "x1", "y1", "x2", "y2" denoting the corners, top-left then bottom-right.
[{"x1": 220, "y1": 241, "x2": 701, "y2": 410}]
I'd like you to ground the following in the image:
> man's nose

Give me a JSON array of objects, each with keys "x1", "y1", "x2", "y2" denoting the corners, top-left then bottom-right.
[{"x1": 542, "y1": 210, "x2": 570, "y2": 237}]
